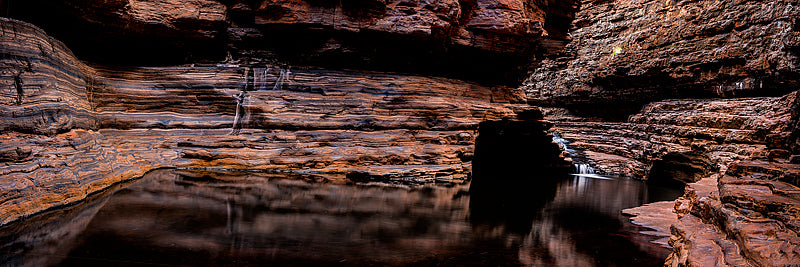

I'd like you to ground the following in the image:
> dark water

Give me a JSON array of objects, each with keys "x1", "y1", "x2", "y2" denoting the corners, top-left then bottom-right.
[{"x1": 0, "y1": 169, "x2": 682, "y2": 266}]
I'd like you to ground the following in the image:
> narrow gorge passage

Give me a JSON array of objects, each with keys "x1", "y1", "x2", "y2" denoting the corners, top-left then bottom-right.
[{"x1": 1, "y1": 0, "x2": 799, "y2": 266}]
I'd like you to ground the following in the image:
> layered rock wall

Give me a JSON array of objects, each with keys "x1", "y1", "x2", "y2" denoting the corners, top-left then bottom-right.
[
  {"x1": 525, "y1": 0, "x2": 800, "y2": 117},
  {"x1": 546, "y1": 93, "x2": 795, "y2": 180},
  {"x1": 3, "y1": 0, "x2": 579, "y2": 84},
  {"x1": 527, "y1": 1, "x2": 800, "y2": 266},
  {"x1": 0, "y1": 17, "x2": 565, "y2": 226}
]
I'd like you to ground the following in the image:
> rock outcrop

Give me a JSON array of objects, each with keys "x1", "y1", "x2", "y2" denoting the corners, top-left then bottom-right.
[
  {"x1": 4, "y1": 0, "x2": 579, "y2": 84},
  {"x1": 545, "y1": 93, "x2": 795, "y2": 180},
  {"x1": 524, "y1": 0, "x2": 799, "y2": 117},
  {"x1": 665, "y1": 160, "x2": 800, "y2": 266}
]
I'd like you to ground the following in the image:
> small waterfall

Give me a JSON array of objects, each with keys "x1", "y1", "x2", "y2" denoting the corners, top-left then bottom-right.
[
  {"x1": 229, "y1": 91, "x2": 250, "y2": 135},
  {"x1": 551, "y1": 132, "x2": 597, "y2": 175},
  {"x1": 574, "y1": 164, "x2": 596, "y2": 175},
  {"x1": 254, "y1": 68, "x2": 271, "y2": 91},
  {"x1": 273, "y1": 68, "x2": 293, "y2": 90}
]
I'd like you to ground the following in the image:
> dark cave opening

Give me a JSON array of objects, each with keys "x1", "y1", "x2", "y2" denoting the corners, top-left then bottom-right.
[{"x1": 646, "y1": 152, "x2": 713, "y2": 188}]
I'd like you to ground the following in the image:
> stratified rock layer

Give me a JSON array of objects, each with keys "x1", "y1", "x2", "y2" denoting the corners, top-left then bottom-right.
[
  {"x1": 524, "y1": 0, "x2": 799, "y2": 115},
  {"x1": 665, "y1": 161, "x2": 800, "y2": 266},
  {"x1": 0, "y1": 17, "x2": 565, "y2": 226},
  {"x1": 524, "y1": 2, "x2": 800, "y2": 265},
  {"x1": 3, "y1": 0, "x2": 580, "y2": 84},
  {"x1": 545, "y1": 93, "x2": 795, "y2": 180}
]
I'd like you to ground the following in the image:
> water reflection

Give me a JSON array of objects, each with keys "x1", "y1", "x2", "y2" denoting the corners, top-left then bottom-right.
[{"x1": 0, "y1": 169, "x2": 681, "y2": 266}]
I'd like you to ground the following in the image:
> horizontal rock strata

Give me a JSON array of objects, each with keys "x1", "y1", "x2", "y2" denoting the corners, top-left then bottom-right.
[
  {"x1": 3, "y1": 0, "x2": 580, "y2": 84},
  {"x1": 666, "y1": 161, "x2": 800, "y2": 266},
  {"x1": 524, "y1": 0, "x2": 800, "y2": 112},
  {"x1": 546, "y1": 93, "x2": 795, "y2": 180},
  {"x1": 0, "y1": 17, "x2": 564, "y2": 226}
]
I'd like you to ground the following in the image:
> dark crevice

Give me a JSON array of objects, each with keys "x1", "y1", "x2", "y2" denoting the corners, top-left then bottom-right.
[
  {"x1": 646, "y1": 152, "x2": 713, "y2": 187},
  {"x1": 13, "y1": 74, "x2": 23, "y2": 105}
]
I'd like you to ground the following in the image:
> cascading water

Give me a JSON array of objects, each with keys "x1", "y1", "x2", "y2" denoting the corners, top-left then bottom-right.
[
  {"x1": 254, "y1": 67, "x2": 271, "y2": 91},
  {"x1": 551, "y1": 132, "x2": 598, "y2": 175},
  {"x1": 251, "y1": 67, "x2": 293, "y2": 91},
  {"x1": 274, "y1": 68, "x2": 292, "y2": 90},
  {"x1": 575, "y1": 163, "x2": 596, "y2": 175}
]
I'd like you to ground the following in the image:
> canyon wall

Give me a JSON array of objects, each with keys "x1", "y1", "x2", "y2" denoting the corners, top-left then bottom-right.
[
  {"x1": 526, "y1": 0, "x2": 800, "y2": 266},
  {"x1": 525, "y1": 0, "x2": 799, "y2": 115},
  {"x1": 2, "y1": 0, "x2": 800, "y2": 265},
  {"x1": 0, "y1": 0, "x2": 575, "y2": 226}
]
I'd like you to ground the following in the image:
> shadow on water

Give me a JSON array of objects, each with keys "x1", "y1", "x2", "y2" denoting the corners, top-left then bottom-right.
[{"x1": 0, "y1": 166, "x2": 681, "y2": 266}]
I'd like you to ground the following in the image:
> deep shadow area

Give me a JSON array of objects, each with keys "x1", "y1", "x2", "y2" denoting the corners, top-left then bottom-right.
[
  {"x1": 647, "y1": 152, "x2": 713, "y2": 187},
  {"x1": 1, "y1": 0, "x2": 229, "y2": 65},
  {"x1": 471, "y1": 111, "x2": 571, "y2": 181},
  {"x1": 0, "y1": 0, "x2": 551, "y2": 86}
]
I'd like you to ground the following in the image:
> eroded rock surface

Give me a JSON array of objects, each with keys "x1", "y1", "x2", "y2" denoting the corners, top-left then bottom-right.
[
  {"x1": 4, "y1": 0, "x2": 579, "y2": 84},
  {"x1": 524, "y1": 0, "x2": 800, "y2": 115},
  {"x1": 545, "y1": 93, "x2": 795, "y2": 180},
  {"x1": 665, "y1": 161, "x2": 800, "y2": 266},
  {"x1": 0, "y1": 16, "x2": 568, "y2": 226}
]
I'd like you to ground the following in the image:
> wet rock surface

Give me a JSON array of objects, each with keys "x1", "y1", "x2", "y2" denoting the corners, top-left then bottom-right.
[{"x1": 544, "y1": 92, "x2": 795, "y2": 180}]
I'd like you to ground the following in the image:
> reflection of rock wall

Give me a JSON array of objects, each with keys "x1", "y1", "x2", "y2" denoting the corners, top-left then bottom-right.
[
  {"x1": 0, "y1": 180, "x2": 130, "y2": 267},
  {"x1": 54, "y1": 169, "x2": 479, "y2": 265}
]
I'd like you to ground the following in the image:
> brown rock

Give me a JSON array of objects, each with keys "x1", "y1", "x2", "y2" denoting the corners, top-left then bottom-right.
[
  {"x1": 523, "y1": 0, "x2": 800, "y2": 109},
  {"x1": 2, "y1": 0, "x2": 579, "y2": 83},
  {"x1": 542, "y1": 92, "x2": 795, "y2": 180},
  {"x1": 0, "y1": 18, "x2": 558, "y2": 227}
]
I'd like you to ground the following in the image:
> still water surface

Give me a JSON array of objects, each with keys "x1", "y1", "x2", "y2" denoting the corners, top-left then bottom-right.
[{"x1": 0, "y1": 169, "x2": 682, "y2": 266}]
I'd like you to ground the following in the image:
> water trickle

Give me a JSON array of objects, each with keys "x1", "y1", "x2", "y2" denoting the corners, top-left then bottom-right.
[
  {"x1": 273, "y1": 68, "x2": 293, "y2": 90},
  {"x1": 552, "y1": 132, "x2": 597, "y2": 175},
  {"x1": 254, "y1": 68, "x2": 271, "y2": 91},
  {"x1": 575, "y1": 163, "x2": 596, "y2": 174},
  {"x1": 229, "y1": 90, "x2": 250, "y2": 135}
]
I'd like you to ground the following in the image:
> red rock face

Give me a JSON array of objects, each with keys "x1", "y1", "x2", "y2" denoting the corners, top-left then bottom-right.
[
  {"x1": 544, "y1": 93, "x2": 796, "y2": 179},
  {"x1": 523, "y1": 1, "x2": 800, "y2": 266},
  {"x1": 524, "y1": 0, "x2": 800, "y2": 112},
  {"x1": 665, "y1": 161, "x2": 800, "y2": 266},
  {"x1": 0, "y1": 17, "x2": 569, "y2": 226}
]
